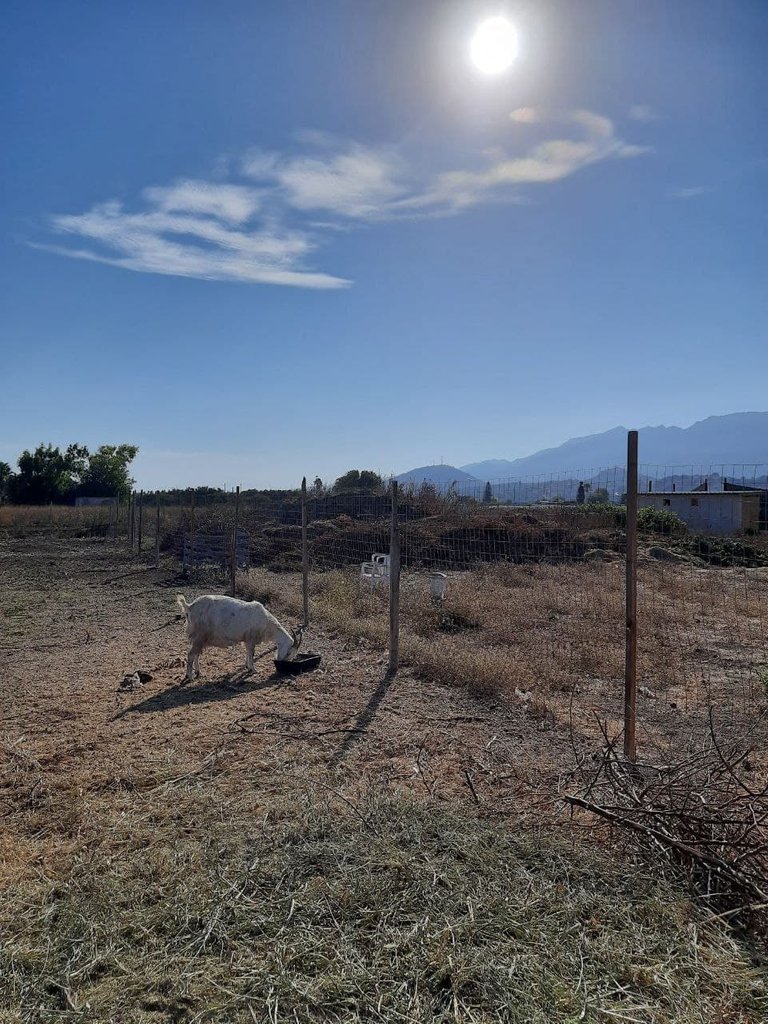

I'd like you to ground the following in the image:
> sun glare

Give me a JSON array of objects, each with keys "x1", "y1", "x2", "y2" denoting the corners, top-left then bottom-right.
[{"x1": 470, "y1": 16, "x2": 518, "y2": 74}]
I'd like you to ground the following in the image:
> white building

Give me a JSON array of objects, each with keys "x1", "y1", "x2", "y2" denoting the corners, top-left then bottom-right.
[{"x1": 638, "y1": 491, "x2": 761, "y2": 535}]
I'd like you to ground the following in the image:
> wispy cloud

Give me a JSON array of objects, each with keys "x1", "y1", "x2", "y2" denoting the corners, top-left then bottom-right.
[
  {"x1": 143, "y1": 179, "x2": 262, "y2": 224},
  {"x1": 390, "y1": 110, "x2": 648, "y2": 214},
  {"x1": 243, "y1": 137, "x2": 407, "y2": 218},
  {"x1": 628, "y1": 104, "x2": 658, "y2": 122},
  {"x1": 509, "y1": 107, "x2": 541, "y2": 124},
  {"x1": 42, "y1": 195, "x2": 351, "y2": 290},
  {"x1": 668, "y1": 186, "x2": 709, "y2": 200},
  {"x1": 38, "y1": 109, "x2": 647, "y2": 287}
]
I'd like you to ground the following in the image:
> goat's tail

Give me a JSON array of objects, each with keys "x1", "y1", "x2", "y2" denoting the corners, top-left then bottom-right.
[{"x1": 176, "y1": 594, "x2": 190, "y2": 616}]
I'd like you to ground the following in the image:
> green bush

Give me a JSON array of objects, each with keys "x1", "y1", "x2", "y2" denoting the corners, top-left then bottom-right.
[
  {"x1": 569, "y1": 502, "x2": 627, "y2": 526},
  {"x1": 637, "y1": 506, "x2": 686, "y2": 535}
]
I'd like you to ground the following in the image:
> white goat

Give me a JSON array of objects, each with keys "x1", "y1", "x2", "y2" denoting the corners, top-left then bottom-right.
[{"x1": 176, "y1": 594, "x2": 302, "y2": 682}]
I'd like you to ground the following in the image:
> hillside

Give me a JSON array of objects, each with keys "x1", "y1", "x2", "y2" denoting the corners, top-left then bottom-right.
[
  {"x1": 458, "y1": 412, "x2": 768, "y2": 480},
  {"x1": 395, "y1": 464, "x2": 480, "y2": 487}
]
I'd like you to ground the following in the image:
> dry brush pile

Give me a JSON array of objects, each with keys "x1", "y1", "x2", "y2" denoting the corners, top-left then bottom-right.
[{"x1": 567, "y1": 713, "x2": 768, "y2": 940}]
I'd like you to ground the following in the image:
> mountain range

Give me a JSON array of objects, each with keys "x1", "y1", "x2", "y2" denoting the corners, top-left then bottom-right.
[{"x1": 396, "y1": 413, "x2": 768, "y2": 488}]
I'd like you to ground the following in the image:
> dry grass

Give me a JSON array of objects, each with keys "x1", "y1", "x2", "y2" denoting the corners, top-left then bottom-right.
[
  {"x1": 238, "y1": 558, "x2": 768, "y2": 754},
  {"x1": 0, "y1": 504, "x2": 114, "y2": 538},
  {"x1": 3, "y1": 755, "x2": 767, "y2": 1023},
  {"x1": 3, "y1": 535, "x2": 768, "y2": 1020}
]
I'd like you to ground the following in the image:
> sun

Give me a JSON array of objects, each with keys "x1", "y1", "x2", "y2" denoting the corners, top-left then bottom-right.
[{"x1": 470, "y1": 16, "x2": 518, "y2": 74}]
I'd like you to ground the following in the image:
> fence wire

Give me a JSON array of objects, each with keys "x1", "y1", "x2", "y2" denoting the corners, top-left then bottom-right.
[
  {"x1": 634, "y1": 463, "x2": 768, "y2": 755},
  {"x1": 395, "y1": 474, "x2": 627, "y2": 746},
  {"x1": 8, "y1": 458, "x2": 764, "y2": 761}
]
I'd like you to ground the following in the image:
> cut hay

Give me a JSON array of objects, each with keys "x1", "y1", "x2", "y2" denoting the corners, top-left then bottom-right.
[{"x1": 2, "y1": 781, "x2": 766, "y2": 1022}]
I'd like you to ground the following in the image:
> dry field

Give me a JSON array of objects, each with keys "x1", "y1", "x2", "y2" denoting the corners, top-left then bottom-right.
[{"x1": 2, "y1": 535, "x2": 768, "y2": 1022}]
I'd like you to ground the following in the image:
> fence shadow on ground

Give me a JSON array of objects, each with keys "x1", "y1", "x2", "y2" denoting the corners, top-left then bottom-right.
[{"x1": 328, "y1": 670, "x2": 394, "y2": 768}]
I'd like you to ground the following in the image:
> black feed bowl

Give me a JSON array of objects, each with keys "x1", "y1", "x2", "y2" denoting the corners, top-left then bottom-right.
[{"x1": 274, "y1": 653, "x2": 322, "y2": 675}]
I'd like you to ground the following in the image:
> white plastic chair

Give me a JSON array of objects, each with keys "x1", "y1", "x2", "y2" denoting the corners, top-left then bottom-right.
[{"x1": 360, "y1": 552, "x2": 391, "y2": 589}]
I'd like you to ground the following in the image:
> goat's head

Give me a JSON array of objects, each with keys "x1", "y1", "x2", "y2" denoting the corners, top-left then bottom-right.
[
  {"x1": 275, "y1": 623, "x2": 304, "y2": 661},
  {"x1": 290, "y1": 625, "x2": 304, "y2": 654}
]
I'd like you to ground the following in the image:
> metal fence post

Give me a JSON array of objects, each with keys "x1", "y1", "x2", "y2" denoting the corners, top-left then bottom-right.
[
  {"x1": 624, "y1": 430, "x2": 639, "y2": 762},
  {"x1": 137, "y1": 490, "x2": 144, "y2": 552},
  {"x1": 155, "y1": 501, "x2": 161, "y2": 568},
  {"x1": 388, "y1": 480, "x2": 401, "y2": 675},
  {"x1": 230, "y1": 485, "x2": 240, "y2": 597},
  {"x1": 301, "y1": 477, "x2": 310, "y2": 627}
]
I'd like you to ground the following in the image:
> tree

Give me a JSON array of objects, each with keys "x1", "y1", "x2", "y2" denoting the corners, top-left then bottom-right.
[
  {"x1": 6, "y1": 442, "x2": 138, "y2": 504},
  {"x1": 588, "y1": 487, "x2": 610, "y2": 504},
  {"x1": 311, "y1": 477, "x2": 326, "y2": 498},
  {"x1": 332, "y1": 469, "x2": 384, "y2": 495},
  {"x1": 576, "y1": 481, "x2": 585, "y2": 504},
  {"x1": 0, "y1": 462, "x2": 12, "y2": 503},
  {"x1": 8, "y1": 443, "x2": 88, "y2": 504},
  {"x1": 77, "y1": 445, "x2": 138, "y2": 501},
  {"x1": 415, "y1": 482, "x2": 441, "y2": 513},
  {"x1": 483, "y1": 481, "x2": 493, "y2": 504}
]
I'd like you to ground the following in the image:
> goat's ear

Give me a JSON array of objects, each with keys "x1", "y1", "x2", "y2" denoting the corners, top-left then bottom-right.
[{"x1": 291, "y1": 625, "x2": 304, "y2": 650}]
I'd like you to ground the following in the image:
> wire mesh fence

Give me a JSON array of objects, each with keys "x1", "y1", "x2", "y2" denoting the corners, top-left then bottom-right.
[
  {"x1": 110, "y1": 471, "x2": 768, "y2": 734},
  {"x1": 393, "y1": 475, "x2": 629, "y2": 748},
  {"x1": 3, "y1": 444, "x2": 765, "y2": 761},
  {"x1": 634, "y1": 462, "x2": 768, "y2": 756}
]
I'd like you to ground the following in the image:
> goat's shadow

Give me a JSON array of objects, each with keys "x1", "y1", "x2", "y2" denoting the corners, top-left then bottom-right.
[
  {"x1": 114, "y1": 659, "x2": 295, "y2": 719},
  {"x1": 328, "y1": 670, "x2": 394, "y2": 769}
]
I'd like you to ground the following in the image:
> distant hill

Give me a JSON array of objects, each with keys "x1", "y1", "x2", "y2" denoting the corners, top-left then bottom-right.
[
  {"x1": 395, "y1": 464, "x2": 480, "y2": 488},
  {"x1": 459, "y1": 413, "x2": 768, "y2": 480}
]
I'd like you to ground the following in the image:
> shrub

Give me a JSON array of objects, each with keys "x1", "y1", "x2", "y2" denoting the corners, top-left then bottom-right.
[{"x1": 637, "y1": 507, "x2": 686, "y2": 535}]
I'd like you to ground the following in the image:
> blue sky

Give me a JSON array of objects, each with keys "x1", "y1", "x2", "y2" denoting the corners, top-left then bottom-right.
[{"x1": 2, "y1": 0, "x2": 766, "y2": 489}]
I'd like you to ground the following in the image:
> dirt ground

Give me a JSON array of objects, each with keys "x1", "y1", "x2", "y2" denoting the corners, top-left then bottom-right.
[
  {"x1": 3, "y1": 536, "x2": 767, "y2": 823},
  {"x1": 4, "y1": 537, "x2": 768, "y2": 1024},
  {"x1": 1, "y1": 538, "x2": 589, "y2": 837}
]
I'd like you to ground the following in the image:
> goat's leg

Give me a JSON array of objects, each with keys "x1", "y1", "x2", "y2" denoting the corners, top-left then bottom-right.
[
  {"x1": 185, "y1": 643, "x2": 203, "y2": 682},
  {"x1": 245, "y1": 640, "x2": 256, "y2": 673}
]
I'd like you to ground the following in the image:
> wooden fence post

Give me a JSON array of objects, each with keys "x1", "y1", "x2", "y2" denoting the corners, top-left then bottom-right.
[
  {"x1": 155, "y1": 502, "x2": 161, "y2": 568},
  {"x1": 301, "y1": 477, "x2": 310, "y2": 627},
  {"x1": 137, "y1": 491, "x2": 144, "y2": 552},
  {"x1": 388, "y1": 480, "x2": 401, "y2": 676},
  {"x1": 624, "y1": 430, "x2": 639, "y2": 762},
  {"x1": 129, "y1": 492, "x2": 134, "y2": 548},
  {"x1": 190, "y1": 488, "x2": 196, "y2": 534},
  {"x1": 230, "y1": 485, "x2": 240, "y2": 597}
]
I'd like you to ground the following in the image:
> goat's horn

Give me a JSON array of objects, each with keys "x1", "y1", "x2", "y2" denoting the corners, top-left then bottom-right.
[{"x1": 292, "y1": 625, "x2": 304, "y2": 648}]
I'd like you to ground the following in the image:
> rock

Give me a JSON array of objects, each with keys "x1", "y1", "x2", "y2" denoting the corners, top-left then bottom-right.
[
  {"x1": 648, "y1": 546, "x2": 687, "y2": 563},
  {"x1": 583, "y1": 548, "x2": 620, "y2": 562},
  {"x1": 119, "y1": 672, "x2": 143, "y2": 691},
  {"x1": 638, "y1": 685, "x2": 656, "y2": 699}
]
